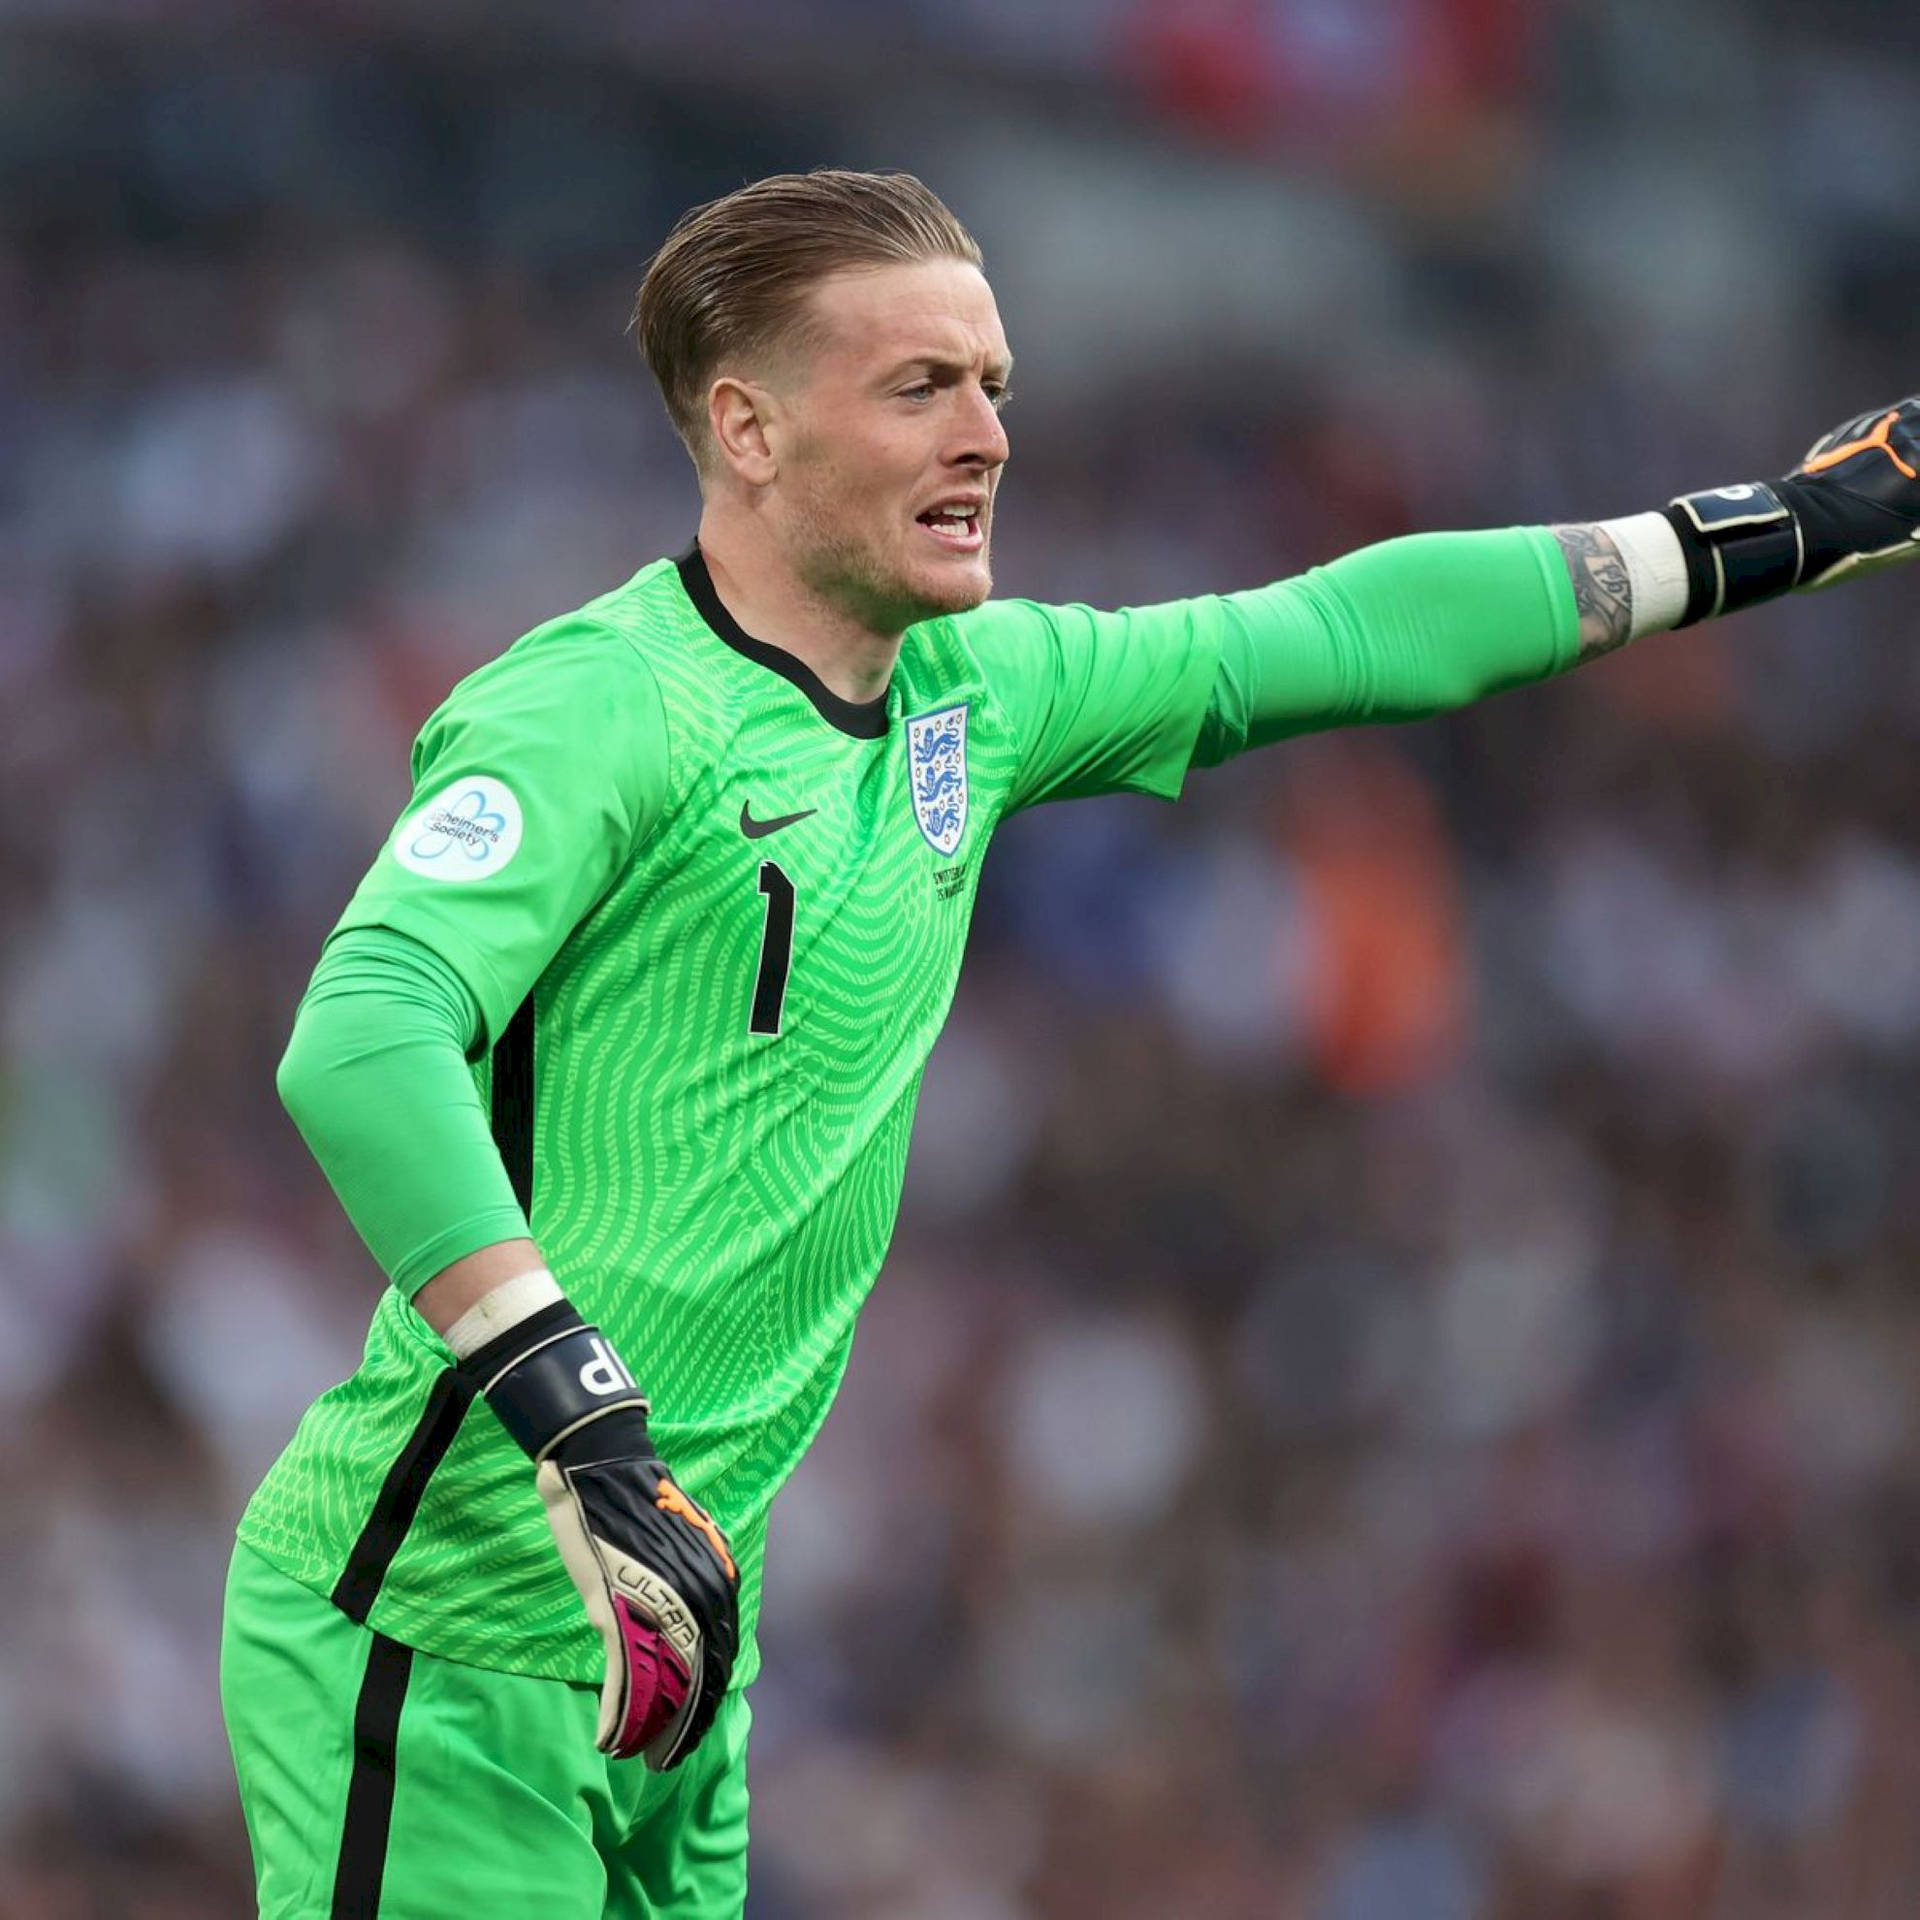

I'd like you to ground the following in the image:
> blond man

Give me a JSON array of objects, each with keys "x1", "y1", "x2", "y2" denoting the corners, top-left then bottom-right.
[{"x1": 221, "y1": 168, "x2": 1920, "y2": 1917}]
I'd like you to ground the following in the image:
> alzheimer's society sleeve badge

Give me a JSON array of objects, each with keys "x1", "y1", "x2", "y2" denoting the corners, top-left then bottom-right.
[
  {"x1": 906, "y1": 703, "x2": 969, "y2": 857},
  {"x1": 392, "y1": 776, "x2": 524, "y2": 882}
]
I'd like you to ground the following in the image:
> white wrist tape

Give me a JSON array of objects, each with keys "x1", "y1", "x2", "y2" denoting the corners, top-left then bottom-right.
[
  {"x1": 443, "y1": 1267, "x2": 566, "y2": 1361},
  {"x1": 1598, "y1": 510, "x2": 1690, "y2": 640}
]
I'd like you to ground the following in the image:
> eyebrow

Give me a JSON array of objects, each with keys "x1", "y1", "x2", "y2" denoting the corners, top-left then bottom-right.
[{"x1": 881, "y1": 352, "x2": 1015, "y2": 384}]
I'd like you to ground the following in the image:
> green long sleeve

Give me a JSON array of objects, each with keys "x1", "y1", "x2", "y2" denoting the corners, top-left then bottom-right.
[
  {"x1": 272, "y1": 529, "x2": 1574, "y2": 1299},
  {"x1": 275, "y1": 925, "x2": 531, "y2": 1295},
  {"x1": 1191, "y1": 526, "x2": 1579, "y2": 765}
]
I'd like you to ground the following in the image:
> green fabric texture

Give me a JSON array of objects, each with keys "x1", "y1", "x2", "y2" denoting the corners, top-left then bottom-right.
[
  {"x1": 221, "y1": 1541, "x2": 751, "y2": 1919},
  {"x1": 239, "y1": 529, "x2": 1573, "y2": 1698},
  {"x1": 239, "y1": 553, "x2": 1219, "y2": 1691},
  {"x1": 1192, "y1": 525, "x2": 1578, "y2": 764},
  {"x1": 277, "y1": 926, "x2": 526, "y2": 1296},
  {"x1": 269, "y1": 527, "x2": 1573, "y2": 1302},
  {"x1": 320, "y1": 613, "x2": 674, "y2": 1049}
]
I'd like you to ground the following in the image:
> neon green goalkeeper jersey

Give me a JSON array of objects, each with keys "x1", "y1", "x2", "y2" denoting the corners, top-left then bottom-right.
[
  {"x1": 242, "y1": 529, "x2": 1576, "y2": 1689},
  {"x1": 238, "y1": 544, "x2": 1224, "y2": 1687}
]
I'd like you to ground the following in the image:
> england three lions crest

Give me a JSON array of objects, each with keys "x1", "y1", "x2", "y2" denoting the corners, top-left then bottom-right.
[{"x1": 907, "y1": 703, "x2": 969, "y2": 857}]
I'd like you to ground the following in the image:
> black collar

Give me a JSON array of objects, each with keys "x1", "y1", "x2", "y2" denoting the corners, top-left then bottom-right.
[{"x1": 674, "y1": 543, "x2": 890, "y2": 741}]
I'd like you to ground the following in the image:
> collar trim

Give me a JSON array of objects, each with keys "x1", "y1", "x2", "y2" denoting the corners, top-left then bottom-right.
[{"x1": 674, "y1": 544, "x2": 890, "y2": 741}]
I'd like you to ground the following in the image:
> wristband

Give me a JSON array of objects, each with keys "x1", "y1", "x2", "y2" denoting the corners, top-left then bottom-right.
[
  {"x1": 1662, "y1": 484, "x2": 1803, "y2": 626},
  {"x1": 441, "y1": 1266, "x2": 565, "y2": 1361},
  {"x1": 1595, "y1": 510, "x2": 1690, "y2": 639},
  {"x1": 458, "y1": 1298, "x2": 651, "y2": 1462}
]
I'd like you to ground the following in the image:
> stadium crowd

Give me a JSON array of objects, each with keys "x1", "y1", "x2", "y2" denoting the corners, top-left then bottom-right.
[{"x1": 6, "y1": 3, "x2": 1920, "y2": 1913}]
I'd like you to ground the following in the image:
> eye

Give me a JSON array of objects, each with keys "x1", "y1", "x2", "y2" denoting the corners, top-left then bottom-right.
[
  {"x1": 985, "y1": 385, "x2": 1013, "y2": 412},
  {"x1": 899, "y1": 382, "x2": 936, "y2": 403}
]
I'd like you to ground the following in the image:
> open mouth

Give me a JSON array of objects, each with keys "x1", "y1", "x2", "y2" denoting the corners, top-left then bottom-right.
[{"x1": 916, "y1": 503, "x2": 984, "y2": 554}]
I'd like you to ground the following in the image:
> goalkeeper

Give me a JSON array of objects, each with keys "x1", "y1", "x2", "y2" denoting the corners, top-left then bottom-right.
[{"x1": 221, "y1": 166, "x2": 1920, "y2": 1918}]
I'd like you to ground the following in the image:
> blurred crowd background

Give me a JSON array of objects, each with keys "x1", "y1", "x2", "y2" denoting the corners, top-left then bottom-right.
[{"x1": 6, "y1": 0, "x2": 1920, "y2": 1914}]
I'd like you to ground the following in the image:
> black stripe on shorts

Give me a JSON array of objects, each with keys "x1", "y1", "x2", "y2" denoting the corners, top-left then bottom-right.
[{"x1": 331, "y1": 1631, "x2": 415, "y2": 1920}]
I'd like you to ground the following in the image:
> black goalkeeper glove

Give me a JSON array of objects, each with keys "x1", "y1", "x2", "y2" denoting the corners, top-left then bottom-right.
[
  {"x1": 459, "y1": 1302, "x2": 739, "y2": 1769},
  {"x1": 1665, "y1": 396, "x2": 1920, "y2": 626}
]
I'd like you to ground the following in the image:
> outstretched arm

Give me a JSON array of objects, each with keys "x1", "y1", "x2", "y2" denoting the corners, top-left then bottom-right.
[
  {"x1": 1192, "y1": 394, "x2": 1920, "y2": 769},
  {"x1": 943, "y1": 397, "x2": 1920, "y2": 805}
]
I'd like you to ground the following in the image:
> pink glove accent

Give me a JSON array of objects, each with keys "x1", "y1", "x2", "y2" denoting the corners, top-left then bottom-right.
[{"x1": 608, "y1": 1596, "x2": 692, "y2": 1758}]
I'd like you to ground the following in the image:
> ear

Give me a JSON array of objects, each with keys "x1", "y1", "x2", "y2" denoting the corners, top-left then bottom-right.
[{"x1": 707, "y1": 377, "x2": 780, "y2": 487}]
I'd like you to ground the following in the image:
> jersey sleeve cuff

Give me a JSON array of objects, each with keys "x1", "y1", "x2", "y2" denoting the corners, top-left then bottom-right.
[{"x1": 390, "y1": 1205, "x2": 536, "y2": 1301}]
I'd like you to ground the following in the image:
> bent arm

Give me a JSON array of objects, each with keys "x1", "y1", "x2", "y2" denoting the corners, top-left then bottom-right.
[
  {"x1": 276, "y1": 924, "x2": 537, "y2": 1318},
  {"x1": 281, "y1": 616, "x2": 672, "y2": 1333}
]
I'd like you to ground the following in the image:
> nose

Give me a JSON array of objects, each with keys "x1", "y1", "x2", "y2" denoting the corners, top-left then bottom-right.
[{"x1": 952, "y1": 382, "x2": 1009, "y2": 472}]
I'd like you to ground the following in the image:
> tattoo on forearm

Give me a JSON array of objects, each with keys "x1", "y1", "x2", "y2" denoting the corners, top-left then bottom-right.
[{"x1": 1553, "y1": 523, "x2": 1635, "y2": 660}]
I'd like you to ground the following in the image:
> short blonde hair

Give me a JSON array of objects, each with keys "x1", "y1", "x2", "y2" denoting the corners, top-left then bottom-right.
[{"x1": 633, "y1": 168, "x2": 982, "y2": 462}]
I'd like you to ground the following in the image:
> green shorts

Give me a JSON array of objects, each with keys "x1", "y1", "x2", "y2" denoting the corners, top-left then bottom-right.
[{"x1": 220, "y1": 1541, "x2": 750, "y2": 1919}]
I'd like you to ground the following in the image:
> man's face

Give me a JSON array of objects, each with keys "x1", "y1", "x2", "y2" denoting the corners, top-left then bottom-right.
[{"x1": 758, "y1": 257, "x2": 1012, "y2": 635}]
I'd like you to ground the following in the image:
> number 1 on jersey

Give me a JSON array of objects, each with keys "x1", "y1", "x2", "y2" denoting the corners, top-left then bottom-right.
[{"x1": 750, "y1": 861, "x2": 796, "y2": 1036}]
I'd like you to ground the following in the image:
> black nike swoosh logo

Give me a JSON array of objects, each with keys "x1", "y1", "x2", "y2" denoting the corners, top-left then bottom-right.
[{"x1": 739, "y1": 802, "x2": 818, "y2": 840}]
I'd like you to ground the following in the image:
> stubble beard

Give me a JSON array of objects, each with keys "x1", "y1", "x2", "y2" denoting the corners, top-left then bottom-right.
[{"x1": 789, "y1": 493, "x2": 990, "y2": 638}]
